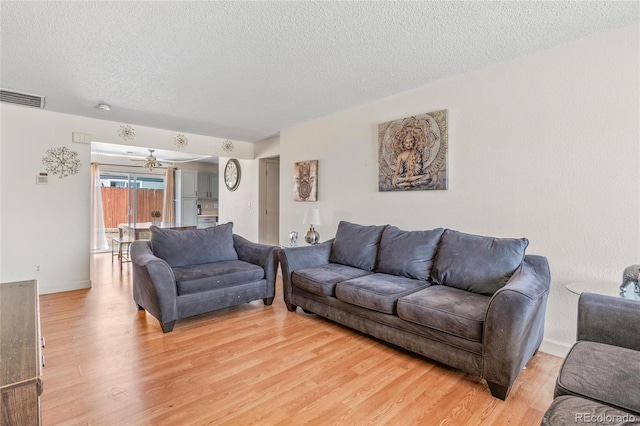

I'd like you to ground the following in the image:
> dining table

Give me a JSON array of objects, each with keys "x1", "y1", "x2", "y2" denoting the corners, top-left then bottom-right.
[{"x1": 118, "y1": 221, "x2": 196, "y2": 240}]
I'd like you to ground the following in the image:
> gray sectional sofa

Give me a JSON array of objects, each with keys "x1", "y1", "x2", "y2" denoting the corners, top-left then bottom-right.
[
  {"x1": 130, "y1": 222, "x2": 279, "y2": 332},
  {"x1": 542, "y1": 293, "x2": 640, "y2": 425},
  {"x1": 278, "y1": 221, "x2": 551, "y2": 400}
]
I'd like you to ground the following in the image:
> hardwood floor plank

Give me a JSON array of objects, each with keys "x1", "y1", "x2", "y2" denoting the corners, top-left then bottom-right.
[{"x1": 37, "y1": 253, "x2": 562, "y2": 425}]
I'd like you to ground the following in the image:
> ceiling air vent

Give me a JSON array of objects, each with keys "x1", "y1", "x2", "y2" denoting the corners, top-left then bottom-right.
[{"x1": 0, "y1": 89, "x2": 45, "y2": 108}]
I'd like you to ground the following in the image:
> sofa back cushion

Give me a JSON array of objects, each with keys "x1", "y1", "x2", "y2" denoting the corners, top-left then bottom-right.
[
  {"x1": 431, "y1": 229, "x2": 529, "y2": 296},
  {"x1": 150, "y1": 222, "x2": 238, "y2": 267},
  {"x1": 329, "y1": 221, "x2": 386, "y2": 271},
  {"x1": 375, "y1": 226, "x2": 444, "y2": 280}
]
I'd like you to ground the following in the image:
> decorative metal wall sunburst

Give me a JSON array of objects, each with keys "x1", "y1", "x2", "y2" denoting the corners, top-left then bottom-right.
[
  {"x1": 222, "y1": 139, "x2": 234, "y2": 153},
  {"x1": 118, "y1": 125, "x2": 136, "y2": 141},
  {"x1": 174, "y1": 133, "x2": 189, "y2": 149},
  {"x1": 42, "y1": 146, "x2": 82, "y2": 178}
]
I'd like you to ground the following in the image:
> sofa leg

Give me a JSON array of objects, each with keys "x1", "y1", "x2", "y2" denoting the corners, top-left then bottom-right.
[
  {"x1": 263, "y1": 297, "x2": 274, "y2": 306},
  {"x1": 487, "y1": 381, "x2": 510, "y2": 400},
  {"x1": 161, "y1": 321, "x2": 176, "y2": 333},
  {"x1": 285, "y1": 302, "x2": 297, "y2": 312}
]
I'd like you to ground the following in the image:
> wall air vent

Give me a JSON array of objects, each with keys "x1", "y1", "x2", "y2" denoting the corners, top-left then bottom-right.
[{"x1": 0, "y1": 89, "x2": 45, "y2": 108}]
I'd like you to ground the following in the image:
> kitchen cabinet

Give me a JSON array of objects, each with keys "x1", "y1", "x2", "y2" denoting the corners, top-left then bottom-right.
[
  {"x1": 175, "y1": 170, "x2": 198, "y2": 226},
  {"x1": 176, "y1": 169, "x2": 197, "y2": 198},
  {"x1": 197, "y1": 215, "x2": 218, "y2": 229},
  {"x1": 197, "y1": 172, "x2": 218, "y2": 199}
]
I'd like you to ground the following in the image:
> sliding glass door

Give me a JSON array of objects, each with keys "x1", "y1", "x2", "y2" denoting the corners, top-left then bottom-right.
[{"x1": 99, "y1": 172, "x2": 165, "y2": 244}]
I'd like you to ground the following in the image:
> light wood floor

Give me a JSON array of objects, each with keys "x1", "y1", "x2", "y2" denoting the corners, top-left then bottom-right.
[{"x1": 39, "y1": 253, "x2": 563, "y2": 425}]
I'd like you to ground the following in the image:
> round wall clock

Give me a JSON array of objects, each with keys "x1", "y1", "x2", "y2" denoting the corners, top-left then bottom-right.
[{"x1": 224, "y1": 158, "x2": 241, "y2": 191}]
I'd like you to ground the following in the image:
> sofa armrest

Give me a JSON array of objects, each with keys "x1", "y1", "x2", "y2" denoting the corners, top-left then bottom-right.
[
  {"x1": 233, "y1": 234, "x2": 279, "y2": 298},
  {"x1": 278, "y1": 241, "x2": 333, "y2": 310},
  {"x1": 130, "y1": 240, "x2": 178, "y2": 327},
  {"x1": 482, "y1": 254, "x2": 551, "y2": 399},
  {"x1": 578, "y1": 292, "x2": 640, "y2": 351}
]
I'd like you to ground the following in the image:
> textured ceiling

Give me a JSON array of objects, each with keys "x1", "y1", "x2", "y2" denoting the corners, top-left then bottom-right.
[{"x1": 1, "y1": 1, "x2": 638, "y2": 143}]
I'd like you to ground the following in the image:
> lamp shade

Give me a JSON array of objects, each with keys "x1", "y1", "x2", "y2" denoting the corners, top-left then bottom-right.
[{"x1": 303, "y1": 208, "x2": 321, "y2": 225}]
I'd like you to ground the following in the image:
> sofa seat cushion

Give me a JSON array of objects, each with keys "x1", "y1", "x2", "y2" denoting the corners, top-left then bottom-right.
[
  {"x1": 375, "y1": 225, "x2": 444, "y2": 280},
  {"x1": 431, "y1": 229, "x2": 529, "y2": 296},
  {"x1": 556, "y1": 341, "x2": 640, "y2": 415},
  {"x1": 396, "y1": 285, "x2": 491, "y2": 342},
  {"x1": 151, "y1": 222, "x2": 238, "y2": 267},
  {"x1": 541, "y1": 395, "x2": 637, "y2": 426},
  {"x1": 335, "y1": 273, "x2": 430, "y2": 315},
  {"x1": 292, "y1": 263, "x2": 372, "y2": 297},
  {"x1": 329, "y1": 221, "x2": 386, "y2": 271},
  {"x1": 174, "y1": 260, "x2": 264, "y2": 296}
]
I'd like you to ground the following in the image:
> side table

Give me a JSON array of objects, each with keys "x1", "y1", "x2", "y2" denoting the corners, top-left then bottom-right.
[{"x1": 565, "y1": 280, "x2": 640, "y2": 301}]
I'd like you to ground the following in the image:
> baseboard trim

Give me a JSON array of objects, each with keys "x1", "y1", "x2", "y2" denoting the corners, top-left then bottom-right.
[
  {"x1": 539, "y1": 338, "x2": 572, "y2": 358},
  {"x1": 40, "y1": 279, "x2": 92, "y2": 295}
]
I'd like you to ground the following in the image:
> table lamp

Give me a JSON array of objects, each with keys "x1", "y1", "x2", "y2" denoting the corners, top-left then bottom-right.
[{"x1": 303, "y1": 208, "x2": 321, "y2": 245}]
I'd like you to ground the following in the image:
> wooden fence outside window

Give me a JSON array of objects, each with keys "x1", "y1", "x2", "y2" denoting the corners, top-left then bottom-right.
[{"x1": 101, "y1": 187, "x2": 165, "y2": 228}]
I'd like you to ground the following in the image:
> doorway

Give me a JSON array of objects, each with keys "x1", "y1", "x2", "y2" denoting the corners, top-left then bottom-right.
[
  {"x1": 258, "y1": 157, "x2": 280, "y2": 245},
  {"x1": 98, "y1": 172, "x2": 165, "y2": 248}
]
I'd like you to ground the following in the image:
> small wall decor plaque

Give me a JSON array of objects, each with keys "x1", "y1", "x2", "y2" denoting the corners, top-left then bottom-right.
[
  {"x1": 174, "y1": 133, "x2": 189, "y2": 149},
  {"x1": 294, "y1": 160, "x2": 318, "y2": 201},
  {"x1": 378, "y1": 110, "x2": 448, "y2": 191},
  {"x1": 42, "y1": 146, "x2": 81, "y2": 178},
  {"x1": 222, "y1": 139, "x2": 234, "y2": 153},
  {"x1": 118, "y1": 125, "x2": 136, "y2": 142}
]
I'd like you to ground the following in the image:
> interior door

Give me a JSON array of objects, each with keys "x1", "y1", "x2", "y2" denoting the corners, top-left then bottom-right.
[{"x1": 260, "y1": 158, "x2": 280, "y2": 245}]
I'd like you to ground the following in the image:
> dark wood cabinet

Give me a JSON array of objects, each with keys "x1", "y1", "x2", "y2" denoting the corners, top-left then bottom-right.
[{"x1": 1, "y1": 280, "x2": 43, "y2": 426}]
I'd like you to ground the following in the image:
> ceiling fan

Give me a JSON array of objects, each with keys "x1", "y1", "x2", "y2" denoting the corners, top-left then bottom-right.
[
  {"x1": 131, "y1": 149, "x2": 163, "y2": 171},
  {"x1": 125, "y1": 148, "x2": 214, "y2": 170}
]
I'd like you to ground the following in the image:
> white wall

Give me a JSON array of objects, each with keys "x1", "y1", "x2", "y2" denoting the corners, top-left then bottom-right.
[
  {"x1": 217, "y1": 135, "x2": 280, "y2": 241},
  {"x1": 279, "y1": 24, "x2": 640, "y2": 354},
  {"x1": 0, "y1": 105, "x2": 255, "y2": 293},
  {"x1": 218, "y1": 156, "x2": 259, "y2": 240},
  {"x1": 1, "y1": 105, "x2": 92, "y2": 293}
]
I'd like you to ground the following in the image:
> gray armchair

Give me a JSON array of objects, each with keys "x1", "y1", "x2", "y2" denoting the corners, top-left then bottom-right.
[
  {"x1": 542, "y1": 293, "x2": 640, "y2": 424},
  {"x1": 131, "y1": 223, "x2": 278, "y2": 332}
]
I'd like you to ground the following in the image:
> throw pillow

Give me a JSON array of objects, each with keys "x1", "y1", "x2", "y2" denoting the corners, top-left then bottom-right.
[
  {"x1": 375, "y1": 225, "x2": 445, "y2": 280},
  {"x1": 431, "y1": 229, "x2": 529, "y2": 296},
  {"x1": 329, "y1": 221, "x2": 386, "y2": 271},
  {"x1": 150, "y1": 222, "x2": 238, "y2": 267}
]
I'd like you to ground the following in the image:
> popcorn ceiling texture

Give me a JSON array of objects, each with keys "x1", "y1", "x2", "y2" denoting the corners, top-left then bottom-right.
[{"x1": 1, "y1": 1, "x2": 638, "y2": 142}]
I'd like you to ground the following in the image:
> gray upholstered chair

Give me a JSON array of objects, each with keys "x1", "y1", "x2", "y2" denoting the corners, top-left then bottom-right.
[
  {"x1": 542, "y1": 293, "x2": 640, "y2": 424},
  {"x1": 130, "y1": 222, "x2": 279, "y2": 332}
]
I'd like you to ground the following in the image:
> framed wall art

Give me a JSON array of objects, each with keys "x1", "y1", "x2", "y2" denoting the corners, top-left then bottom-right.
[
  {"x1": 293, "y1": 160, "x2": 318, "y2": 201},
  {"x1": 378, "y1": 110, "x2": 448, "y2": 191}
]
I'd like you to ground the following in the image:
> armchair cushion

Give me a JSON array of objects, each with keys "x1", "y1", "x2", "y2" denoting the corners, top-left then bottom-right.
[
  {"x1": 555, "y1": 340, "x2": 640, "y2": 415},
  {"x1": 375, "y1": 225, "x2": 444, "y2": 280},
  {"x1": 542, "y1": 396, "x2": 635, "y2": 426},
  {"x1": 431, "y1": 229, "x2": 529, "y2": 296},
  {"x1": 174, "y1": 260, "x2": 264, "y2": 296},
  {"x1": 150, "y1": 222, "x2": 238, "y2": 267},
  {"x1": 329, "y1": 221, "x2": 386, "y2": 271}
]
